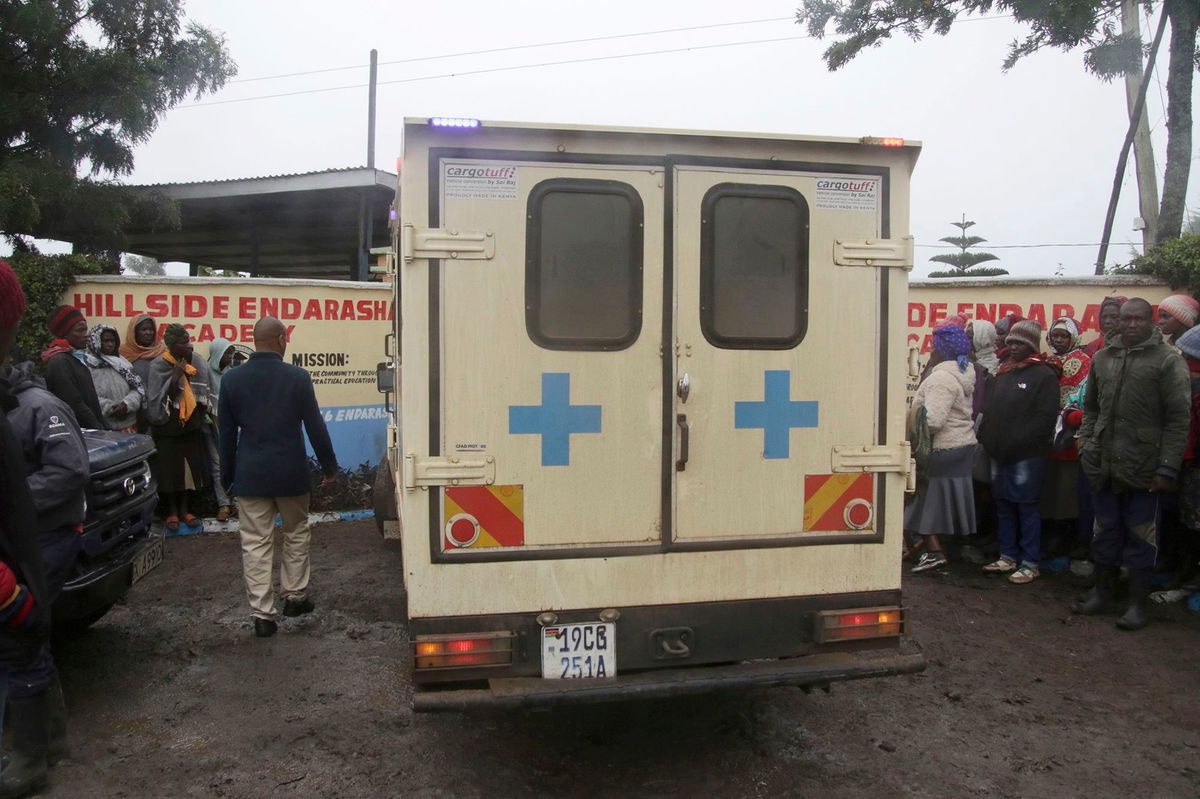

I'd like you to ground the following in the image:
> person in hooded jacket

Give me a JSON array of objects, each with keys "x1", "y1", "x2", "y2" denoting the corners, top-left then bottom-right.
[
  {"x1": 0, "y1": 260, "x2": 58, "y2": 798},
  {"x1": 205, "y1": 338, "x2": 241, "y2": 522},
  {"x1": 904, "y1": 324, "x2": 979, "y2": 573},
  {"x1": 977, "y1": 320, "x2": 1060, "y2": 585},
  {"x1": 1074, "y1": 298, "x2": 1191, "y2": 630}
]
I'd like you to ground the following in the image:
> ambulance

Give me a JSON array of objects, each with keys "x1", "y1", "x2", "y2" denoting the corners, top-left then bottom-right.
[{"x1": 379, "y1": 118, "x2": 926, "y2": 710}]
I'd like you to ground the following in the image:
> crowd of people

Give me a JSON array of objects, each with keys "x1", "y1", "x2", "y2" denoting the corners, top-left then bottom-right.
[
  {"x1": 0, "y1": 259, "x2": 338, "y2": 797},
  {"x1": 906, "y1": 292, "x2": 1200, "y2": 632}
]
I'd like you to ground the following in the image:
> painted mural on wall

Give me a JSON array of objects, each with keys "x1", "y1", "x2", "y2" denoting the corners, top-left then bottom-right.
[{"x1": 66, "y1": 275, "x2": 393, "y2": 469}]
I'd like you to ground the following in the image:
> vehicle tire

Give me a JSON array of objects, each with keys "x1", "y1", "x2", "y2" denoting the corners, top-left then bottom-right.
[
  {"x1": 373, "y1": 456, "x2": 398, "y2": 537},
  {"x1": 53, "y1": 602, "x2": 116, "y2": 637}
]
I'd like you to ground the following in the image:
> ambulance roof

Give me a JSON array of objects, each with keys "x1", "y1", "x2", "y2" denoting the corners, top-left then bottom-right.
[{"x1": 404, "y1": 117, "x2": 922, "y2": 152}]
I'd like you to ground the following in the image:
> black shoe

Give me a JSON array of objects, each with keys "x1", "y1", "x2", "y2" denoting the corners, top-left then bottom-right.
[
  {"x1": 1072, "y1": 564, "x2": 1117, "y2": 615},
  {"x1": 282, "y1": 597, "x2": 315, "y2": 617},
  {"x1": 253, "y1": 618, "x2": 278, "y2": 637}
]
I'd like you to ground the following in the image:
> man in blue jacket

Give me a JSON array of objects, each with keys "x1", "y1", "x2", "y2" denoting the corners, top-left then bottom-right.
[{"x1": 218, "y1": 317, "x2": 338, "y2": 638}]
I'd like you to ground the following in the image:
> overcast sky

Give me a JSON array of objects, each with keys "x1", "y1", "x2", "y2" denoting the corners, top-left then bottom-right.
[{"x1": 98, "y1": 1, "x2": 1200, "y2": 277}]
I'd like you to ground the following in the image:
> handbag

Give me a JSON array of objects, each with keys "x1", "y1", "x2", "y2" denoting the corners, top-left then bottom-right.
[{"x1": 906, "y1": 403, "x2": 933, "y2": 487}]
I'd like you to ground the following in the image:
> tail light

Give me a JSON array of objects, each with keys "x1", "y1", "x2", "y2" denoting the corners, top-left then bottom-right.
[
  {"x1": 413, "y1": 632, "x2": 514, "y2": 670},
  {"x1": 813, "y1": 606, "x2": 907, "y2": 643}
]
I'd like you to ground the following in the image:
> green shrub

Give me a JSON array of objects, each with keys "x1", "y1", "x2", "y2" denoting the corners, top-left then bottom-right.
[
  {"x1": 1128, "y1": 235, "x2": 1200, "y2": 295},
  {"x1": 7, "y1": 253, "x2": 114, "y2": 362},
  {"x1": 927, "y1": 266, "x2": 1010, "y2": 278}
]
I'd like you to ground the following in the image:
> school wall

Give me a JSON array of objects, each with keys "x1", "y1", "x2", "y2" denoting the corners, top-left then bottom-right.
[
  {"x1": 66, "y1": 275, "x2": 393, "y2": 470},
  {"x1": 907, "y1": 274, "x2": 1172, "y2": 353}
]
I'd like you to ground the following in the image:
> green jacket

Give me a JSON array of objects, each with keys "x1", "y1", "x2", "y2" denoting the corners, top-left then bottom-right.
[{"x1": 1079, "y1": 328, "x2": 1190, "y2": 492}]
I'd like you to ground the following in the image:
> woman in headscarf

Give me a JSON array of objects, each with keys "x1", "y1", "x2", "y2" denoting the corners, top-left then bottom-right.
[
  {"x1": 904, "y1": 323, "x2": 979, "y2": 573},
  {"x1": 1157, "y1": 293, "x2": 1199, "y2": 347},
  {"x1": 82, "y1": 325, "x2": 144, "y2": 433},
  {"x1": 968, "y1": 319, "x2": 999, "y2": 376},
  {"x1": 1082, "y1": 295, "x2": 1126, "y2": 357},
  {"x1": 146, "y1": 324, "x2": 212, "y2": 531},
  {"x1": 1041, "y1": 317, "x2": 1092, "y2": 553},
  {"x1": 977, "y1": 320, "x2": 1060, "y2": 584},
  {"x1": 119, "y1": 314, "x2": 165, "y2": 431}
]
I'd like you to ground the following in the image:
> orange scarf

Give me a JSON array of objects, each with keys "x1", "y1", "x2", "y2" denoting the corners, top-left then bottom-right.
[
  {"x1": 119, "y1": 314, "x2": 166, "y2": 362},
  {"x1": 161, "y1": 351, "x2": 197, "y2": 423}
]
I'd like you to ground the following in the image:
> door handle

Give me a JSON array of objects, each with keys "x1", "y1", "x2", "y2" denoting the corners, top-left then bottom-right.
[
  {"x1": 676, "y1": 414, "x2": 689, "y2": 472},
  {"x1": 677, "y1": 372, "x2": 690, "y2": 403}
]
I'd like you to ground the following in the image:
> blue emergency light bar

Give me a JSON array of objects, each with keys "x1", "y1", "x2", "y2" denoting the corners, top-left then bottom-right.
[{"x1": 430, "y1": 117, "x2": 481, "y2": 128}]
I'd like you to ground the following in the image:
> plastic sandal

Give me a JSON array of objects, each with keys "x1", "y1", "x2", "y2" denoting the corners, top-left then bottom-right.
[
  {"x1": 182, "y1": 513, "x2": 200, "y2": 527},
  {"x1": 165, "y1": 515, "x2": 180, "y2": 532}
]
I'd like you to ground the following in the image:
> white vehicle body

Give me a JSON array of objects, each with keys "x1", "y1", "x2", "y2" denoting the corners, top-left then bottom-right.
[{"x1": 385, "y1": 118, "x2": 925, "y2": 710}]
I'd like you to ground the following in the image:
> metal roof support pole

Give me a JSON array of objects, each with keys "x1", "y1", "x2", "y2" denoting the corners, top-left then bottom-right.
[{"x1": 354, "y1": 49, "x2": 379, "y2": 283}]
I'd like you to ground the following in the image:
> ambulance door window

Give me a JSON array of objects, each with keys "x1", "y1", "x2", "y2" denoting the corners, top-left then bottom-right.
[
  {"x1": 526, "y1": 178, "x2": 644, "y2": 351},
  {"x1": 700, "y1": 184, "x2": 809, "y2": 350}
]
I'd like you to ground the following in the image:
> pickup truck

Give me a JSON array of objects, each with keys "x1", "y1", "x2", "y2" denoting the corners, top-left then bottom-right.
[{"x1": 53, "y1": 429, "x2": 163, "y2": 631}]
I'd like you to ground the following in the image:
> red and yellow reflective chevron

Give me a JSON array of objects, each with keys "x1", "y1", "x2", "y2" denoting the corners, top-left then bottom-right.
[
  {"x1": 802, "y1": 473, "x2": 874, "y2": 532},
  {"x1": 443, "y1": 485, "x2": 525, "y2": 549}
]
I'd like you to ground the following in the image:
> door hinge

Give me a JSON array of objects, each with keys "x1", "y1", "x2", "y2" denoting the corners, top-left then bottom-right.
[
  {"x1": 833, "y1": 237, "x2": 913, "y2": 269},
  {"x1": 403, "y1": 453, "x2": 496, "y2": 490},
  {"x1": 401, "y1": 224, "x2": 495, "y2": 264},
  {"x1": 831, "y1": 442, "x2": 912, "y2": 475}
]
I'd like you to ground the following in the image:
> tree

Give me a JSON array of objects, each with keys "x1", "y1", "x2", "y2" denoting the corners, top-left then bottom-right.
[
  {"x1": 1125, "y1": 233, "x2": 1200, "y2": 294},
  {"x1": 0, "y1": 0, "x2": 236, "y2": 255},
  {"x1": 6, "y1": 251, "x2": 111, "y2": 360},
  {"x1": 795, "y1": 0, "x2": 1198, "y2": 244},
  {"x1": 122, "y1": 253, "x2": 165, "y2": 275},
  {"x1": 927, "y1": 214, "x2": 1008, "y2": 277}
]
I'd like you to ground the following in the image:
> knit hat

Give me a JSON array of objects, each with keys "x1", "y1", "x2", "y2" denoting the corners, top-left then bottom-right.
[
  {"x1": 1006, "y1": 319, "x2": 1042, "y2": 351},
  {"x1": 47, "y1": 305, "x2": 85, "y2": 337},
  {"x1": 995, "y1": 313, "x2": 1025, "y2": 339},
  {"x1": 942, "y1": 313, "x2": 969, "y2": 330},
  {"x1": 0, "y1": 259, "x2": 26, "y2": 329},
  {"x1": 162, "y1": 323, "x2": 189, "y2": 348},
  {"x1": 1099, "y1": 295, "x2": 1128, "y2": 315},
  {"x1": 932, "y1": 323, "x2": 973, "y2": 372},
  {"x1": 1158, "y1": 294, "x2": 1200, "y2": 328},
  {"x1": 1177, "y1": 325, "x2": 1200, "y2": 360}
]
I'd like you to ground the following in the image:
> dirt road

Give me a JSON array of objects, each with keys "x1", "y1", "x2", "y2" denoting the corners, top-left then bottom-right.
[{"x1": 43, "y1": 521, "x2": 1200, "y2": 798}]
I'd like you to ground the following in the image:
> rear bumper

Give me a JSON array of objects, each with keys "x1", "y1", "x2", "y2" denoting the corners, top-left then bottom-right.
[{"x1": 412, "y1": 650, "x2": 925, "y2": 712}]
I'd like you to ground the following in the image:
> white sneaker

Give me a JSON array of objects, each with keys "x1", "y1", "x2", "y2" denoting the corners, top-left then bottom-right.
[{"x1": 912, "y1": 552, "x2": 948, "y2": 573}]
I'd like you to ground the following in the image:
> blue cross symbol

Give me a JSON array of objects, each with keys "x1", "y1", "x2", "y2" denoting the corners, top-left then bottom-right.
[
  {"x1": 734, "y1": 370, "x2": 819, "y2": 459},
  {"x1": 509, "y1": 373, "x2": 602, "y2": 466}
]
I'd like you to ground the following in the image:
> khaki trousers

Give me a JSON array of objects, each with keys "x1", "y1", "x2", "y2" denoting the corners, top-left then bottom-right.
[{"x1": 238, "y1": 494, "x2": 311, "y2": 620}]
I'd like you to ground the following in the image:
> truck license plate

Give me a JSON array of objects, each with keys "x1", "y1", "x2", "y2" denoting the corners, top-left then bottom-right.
[
  {"x1": 132, "y1": 539, "x2": 163, "y2": 584},
  {"x1": 541, "y1": 622, "x2": 616, "y2": 680}
]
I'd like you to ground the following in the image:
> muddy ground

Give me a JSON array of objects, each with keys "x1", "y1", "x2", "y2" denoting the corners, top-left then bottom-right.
[{"x1": 41, "y1": 521, "x2": 1200, "y2": 798}]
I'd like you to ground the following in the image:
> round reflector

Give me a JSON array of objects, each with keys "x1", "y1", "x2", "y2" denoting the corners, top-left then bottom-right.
[
  {"x1": 445, "y1": 513, "x2": 480, "y2": 547},
  {"x1": 843, "y1": 499, "x2": 874, "y2": 530}
]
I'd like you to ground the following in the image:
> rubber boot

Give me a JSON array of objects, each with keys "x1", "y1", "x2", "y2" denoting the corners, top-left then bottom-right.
[
  {"x1": 0, "y1": 693, "x2": 50, "y2": 799},
  {"x1": 46, "y1": 674, "x2": 69, "y2": 765},
  {"x1": 1116, "y1": 569, "x2": 1151, "y2": 631},
  {"x1": 1072, "y1": 564, "x2": 1117, "y2": 615}
]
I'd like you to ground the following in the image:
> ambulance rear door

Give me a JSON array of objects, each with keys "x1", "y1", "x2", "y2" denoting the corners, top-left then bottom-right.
[
  {"x1": 670, "y1": 162, "x2": 892, "y2": 546},
  {"x1": 431, "y1": 153, "x2": 664, "y2": 559}
]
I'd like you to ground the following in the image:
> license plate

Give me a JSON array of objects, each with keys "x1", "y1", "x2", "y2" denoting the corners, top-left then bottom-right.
[
  {"x1": 541, "y1": 622, "x2": 616, "y2": 680},
  {"x1": 132, "y1": 539, "x2": 163, "y2": 584}
]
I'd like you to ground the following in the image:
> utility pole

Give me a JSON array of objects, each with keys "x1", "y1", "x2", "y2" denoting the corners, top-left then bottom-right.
[
  {"x1": 355, "y1": 49, "x2": 379, "y2": 282},
  {"x1": 1123, "y1": 0, "x2": 1159, "y2": 251}
]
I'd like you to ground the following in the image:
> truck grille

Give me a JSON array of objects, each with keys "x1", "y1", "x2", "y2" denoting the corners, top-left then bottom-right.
[{"x1": 90, "y1": 461, "x2": 153, "y2": 515}]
